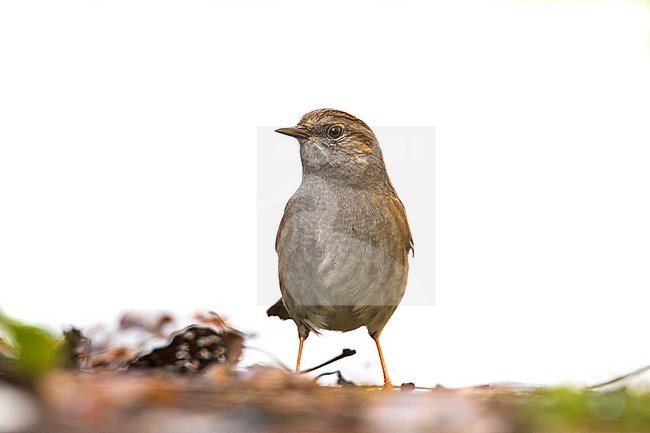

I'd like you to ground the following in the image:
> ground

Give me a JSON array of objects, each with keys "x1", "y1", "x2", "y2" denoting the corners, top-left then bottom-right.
[{"x1": 1, "y1": 311, "x2": 649, "y2": 433}]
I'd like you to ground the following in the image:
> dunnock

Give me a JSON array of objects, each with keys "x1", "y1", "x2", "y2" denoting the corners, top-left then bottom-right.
[{"x1": 267, "y1": 109, "x2": 413, "y2": 387}]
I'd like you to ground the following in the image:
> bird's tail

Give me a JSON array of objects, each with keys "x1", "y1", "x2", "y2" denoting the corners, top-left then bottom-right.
[{"x1": 266, "y1": 298, "x2": 292, "y2": 320}]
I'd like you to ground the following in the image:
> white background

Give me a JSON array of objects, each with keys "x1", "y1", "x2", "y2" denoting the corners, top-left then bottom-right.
[{"x1": 1, "y1": 0, "x2": 649, "y2": 387}]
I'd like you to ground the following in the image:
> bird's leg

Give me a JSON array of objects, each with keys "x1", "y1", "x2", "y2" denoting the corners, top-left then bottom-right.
[
  {"x1": 373, "y1": 336, "x2": 393, "y2": 388},
  {"x1": 295, "y1": 336, "x2": 305, "y2": 374}
]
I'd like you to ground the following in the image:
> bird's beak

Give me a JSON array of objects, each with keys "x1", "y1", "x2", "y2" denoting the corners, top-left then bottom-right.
[{"x1": 275, "y1": 126, "x2": 310, "y2": 139}]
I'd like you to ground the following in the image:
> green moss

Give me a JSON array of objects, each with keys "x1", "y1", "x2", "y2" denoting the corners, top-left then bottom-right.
[
  {"x1": 0, "y1": 310, "x2": 64, "y2": 382},
  {"x1": 514, "y1": 387, "x2": 650, "y2": 432}
]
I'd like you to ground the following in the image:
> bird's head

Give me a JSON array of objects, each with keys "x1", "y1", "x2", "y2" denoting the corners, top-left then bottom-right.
[{"x1": 276, "y1": 109, "x2": 389, "y2": 185}]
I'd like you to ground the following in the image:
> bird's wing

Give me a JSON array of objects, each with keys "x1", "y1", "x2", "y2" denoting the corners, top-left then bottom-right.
[
  {"x1": 275, "y1": 199, "x2": 293, "y2": 253},
  {"x1": 392, "y1": 194, "x2": 414, "y2": 256},
  {"x1": 270, "y1": 199, "x2": 294, "y2": 320}
]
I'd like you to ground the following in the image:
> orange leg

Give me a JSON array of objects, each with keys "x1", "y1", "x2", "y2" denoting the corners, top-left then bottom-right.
[
  {"x1": 373, "y1": 336, "x2": 393, "y2": 388},
  {"x1": 295, "y1": 336, "x2": 305, "y2": 374}
]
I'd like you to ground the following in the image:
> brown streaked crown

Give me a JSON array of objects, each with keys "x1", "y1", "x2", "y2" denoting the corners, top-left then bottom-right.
[{"x1": 297, "y1": 109, "x2": 378, "y2": 156}]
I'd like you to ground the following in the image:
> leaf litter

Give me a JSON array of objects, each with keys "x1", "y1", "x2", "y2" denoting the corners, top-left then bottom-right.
[{"x1": 2, "y1": 310, "x2": 650, "y2": 433}]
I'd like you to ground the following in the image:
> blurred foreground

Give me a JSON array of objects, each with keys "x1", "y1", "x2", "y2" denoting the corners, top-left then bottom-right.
[{"x1": 2, "y1": 311, "x2": 650, "y2": 433}]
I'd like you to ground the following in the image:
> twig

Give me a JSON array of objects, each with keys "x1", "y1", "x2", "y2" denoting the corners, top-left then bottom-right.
[
  {"x1": 244, "y1": 347, "x2": 357, "y2": 375},
  {"x1": 588, "y1": 364, "x2": 650, "y2": 390},
  {"x1": 300, "y1": 348, "x2": 357, "y2": 374},
  {"x1": 316, "y1": 370, "x2": 356, "y2": 386},
  {"x1": 244, "y1": 345, "x2": 292, "y2": 372}
]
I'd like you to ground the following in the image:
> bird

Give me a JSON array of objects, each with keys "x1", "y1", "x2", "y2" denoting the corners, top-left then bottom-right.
[{"x1": 266, "y1": 108, "x2": 413, "y2": 388}]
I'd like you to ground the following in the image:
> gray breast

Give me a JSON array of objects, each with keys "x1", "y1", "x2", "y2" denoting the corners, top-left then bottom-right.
[{"x1": 276, "y1": 178, "x2": 410, "y2": 336}]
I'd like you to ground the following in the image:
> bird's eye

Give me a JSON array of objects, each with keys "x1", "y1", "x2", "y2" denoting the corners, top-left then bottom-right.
[{"x1": 327, "y1": 125, "x2": 343, "y2": 139}]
